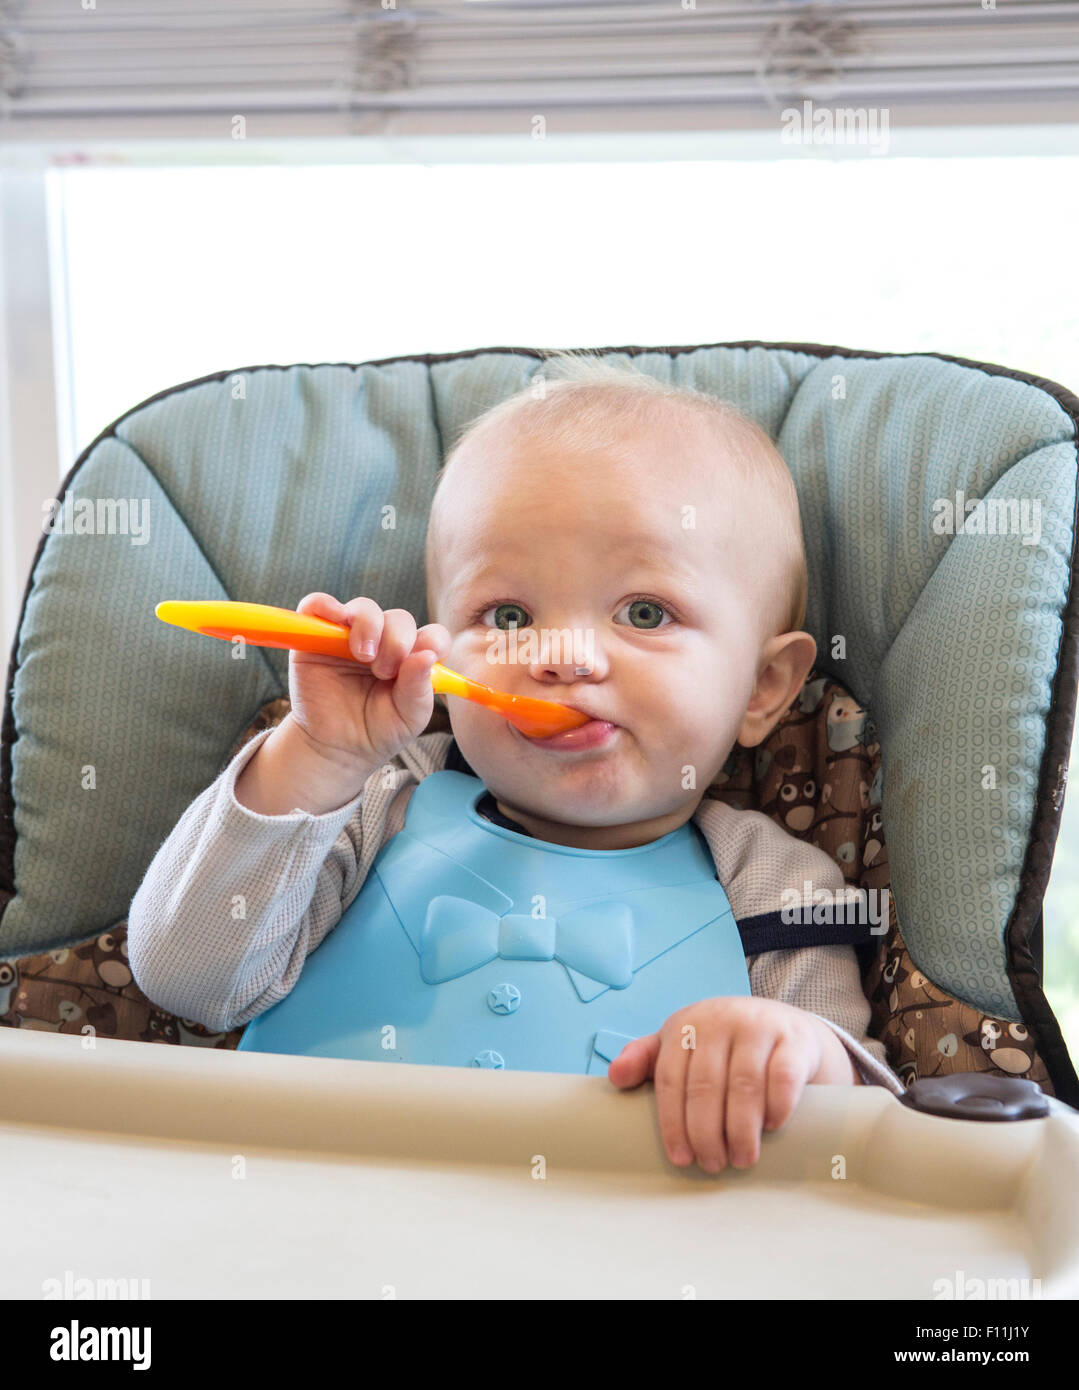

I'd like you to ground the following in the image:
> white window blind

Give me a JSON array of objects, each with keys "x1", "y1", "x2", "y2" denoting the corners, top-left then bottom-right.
[{"x1": 1, "y1": 0, "x2": 1077, "y2": 141}]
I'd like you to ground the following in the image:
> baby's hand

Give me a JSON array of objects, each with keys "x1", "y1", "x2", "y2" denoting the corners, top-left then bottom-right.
[
  {"x1": 288, "y1": 593, "x2": 451, "y2": 770},
  {"x1": 607, "y1": 997, "x2": 857, "y2": 1172}
]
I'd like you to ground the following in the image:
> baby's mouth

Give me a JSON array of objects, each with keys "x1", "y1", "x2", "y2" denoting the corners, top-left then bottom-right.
[{"x1": 517, "y1": 718, "x2": 620, "y2": 752}]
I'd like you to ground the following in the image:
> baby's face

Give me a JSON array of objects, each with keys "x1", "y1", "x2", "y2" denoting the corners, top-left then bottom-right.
[{"x1": 430, "y1": 419, "x2": 782, "y2": 845}]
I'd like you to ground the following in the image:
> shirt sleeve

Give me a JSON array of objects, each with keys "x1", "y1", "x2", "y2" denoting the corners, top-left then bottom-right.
[
  {"x1": 746, "y1": 946, "x2": 905, "y2": 1094},
  {"x1": 693, "y1": 797, "x2": 904, "y2": 1096},
  {"x1": 126, "y1": 725, "x2": 454, "y2": 1034}
]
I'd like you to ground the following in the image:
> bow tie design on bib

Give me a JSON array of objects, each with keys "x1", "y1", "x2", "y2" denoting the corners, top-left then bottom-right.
[{"x1": 419, "y1": 896, "x2": 635, "y2": 989}]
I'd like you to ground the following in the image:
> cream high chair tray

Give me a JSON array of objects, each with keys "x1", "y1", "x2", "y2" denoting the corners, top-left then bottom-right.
[{"x1": 2, "y1": 1026, "x2": 1077, "y2": 1300}]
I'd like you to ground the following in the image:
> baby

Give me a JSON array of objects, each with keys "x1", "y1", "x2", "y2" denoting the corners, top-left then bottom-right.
[{"x1": 128, "y1": 350, "x2": 903, "y2": 1174}]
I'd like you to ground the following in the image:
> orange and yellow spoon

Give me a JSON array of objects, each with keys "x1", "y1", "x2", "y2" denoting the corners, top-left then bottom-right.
[{"x1": 154, "y1": 600, "x2": 590, "y2": 739}]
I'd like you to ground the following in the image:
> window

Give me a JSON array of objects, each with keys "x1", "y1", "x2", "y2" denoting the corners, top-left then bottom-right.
[{"x1": 51, "y1": 145, "x2": 1079, "y2": 454}]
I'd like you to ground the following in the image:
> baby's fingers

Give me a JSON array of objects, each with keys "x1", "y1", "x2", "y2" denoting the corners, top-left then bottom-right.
[
  {"x1": 762, "y1": 1037, "x2": 812, "y2": 1137},
  {"x1": 683, "y1": 1039, "x2": 730, "y2": 1173},
  {"x1": 367, "y1": 608, "x2": 417, "y2": 680},
  {"x1": 296, "y1": 591, "x2": 351, "y2": 624},
  {"x1": 606, "y1": 1032, "x2": 660, "y2": 1088},
  {"x1": 723, "y1": 1034, "x2": 778, "y2": 1169},
  {"x1": 652, "y1": 1033, "x2": 696, "y2": 1168},
  {"x1": 388, "y1": 647, "x2": 439, "y2": 727},
  {"x1": 413, "y1": 622, "x2": 453, "y2": 664}
]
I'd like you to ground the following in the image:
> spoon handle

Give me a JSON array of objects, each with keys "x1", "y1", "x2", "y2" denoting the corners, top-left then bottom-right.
[
  {"x1": 157, "y1": 602, "x2": 484, "y2": 701},
  {"x1": 155, "y1": 600, "x2": 355, "y2": 659}
]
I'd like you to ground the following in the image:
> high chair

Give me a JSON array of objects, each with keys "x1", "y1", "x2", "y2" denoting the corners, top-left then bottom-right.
[{"x1": 1, "y1": 341, "x2": 1077, "y2": 1298}]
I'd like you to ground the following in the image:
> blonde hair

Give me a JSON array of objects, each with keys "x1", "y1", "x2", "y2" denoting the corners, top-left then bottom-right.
[{"x1": 426, "y1": 348, "x2": 809, "y2": 637}]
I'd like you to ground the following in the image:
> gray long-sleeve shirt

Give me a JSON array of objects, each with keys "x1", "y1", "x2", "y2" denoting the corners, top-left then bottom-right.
[{"x1": 127, "y1": 725, "x2": 904, "y2": 1095}]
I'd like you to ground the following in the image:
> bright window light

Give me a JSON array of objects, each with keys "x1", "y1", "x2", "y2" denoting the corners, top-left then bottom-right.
[{"x1": 54, "y1": 157, "x2": 1079, "y2": 454}]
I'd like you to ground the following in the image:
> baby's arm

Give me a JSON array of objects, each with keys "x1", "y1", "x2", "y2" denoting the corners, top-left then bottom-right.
[{"x1": 126, "y1": 719, "x2": 447, "y2": 1033}]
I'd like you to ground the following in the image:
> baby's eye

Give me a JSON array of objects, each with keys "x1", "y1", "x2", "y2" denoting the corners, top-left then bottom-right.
[
  {"x1": 480, "y1": 602, "x2": 532, "y2": 630},
  {"x1": 615, "y1": 598, "x2": 671, "y2": 630}
]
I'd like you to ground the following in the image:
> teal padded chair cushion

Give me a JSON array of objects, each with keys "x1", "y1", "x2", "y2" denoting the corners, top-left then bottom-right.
[{"x1": 1, "y1": 343, "x2": 1076, "y2": 1056}]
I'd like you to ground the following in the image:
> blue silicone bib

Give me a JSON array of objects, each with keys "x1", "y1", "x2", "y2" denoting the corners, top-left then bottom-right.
[{"x1": 238, "y1": 770, "x2": 751, "y2": 1075}]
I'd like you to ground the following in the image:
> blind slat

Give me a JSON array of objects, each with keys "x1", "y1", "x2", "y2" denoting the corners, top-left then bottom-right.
[{"x1": 3, "y1": 0, "x2": 1078, "y2": 136}]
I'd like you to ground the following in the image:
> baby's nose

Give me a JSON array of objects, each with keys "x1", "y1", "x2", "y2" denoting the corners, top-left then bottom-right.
[
  {"x1": 532, "y1": 656, "x2": 594, "y2": 680},
  {"x1": 518, "y1": 624, "x2": 599, "y2": 680}
]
